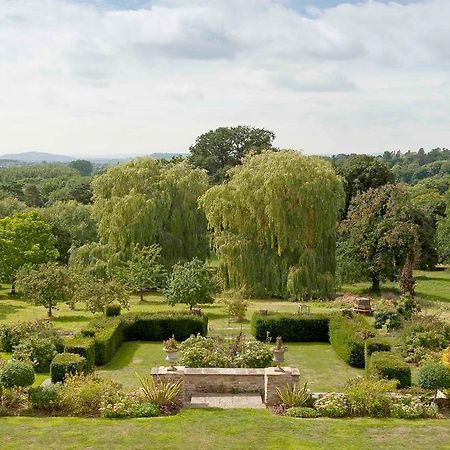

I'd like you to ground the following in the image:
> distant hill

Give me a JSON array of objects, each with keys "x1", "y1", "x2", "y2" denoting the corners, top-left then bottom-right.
[{"x1": 0, "y1": 151, "x2": 188, "y2": 165}]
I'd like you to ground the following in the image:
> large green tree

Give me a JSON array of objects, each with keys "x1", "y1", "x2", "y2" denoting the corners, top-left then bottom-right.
[
  {"x1": 69, "y1": 160, "x2": 93, "y2": 176},
  {"x1": 0, "y1": 212, "x2": 58, "y2": 293},
  {"x1": 338, "y1": 184, "x2": 420, "y2": 292},
  {"x1": 200, "y1": 150, "x2": 344, "y2": 299},
  {"x1": 189, "y1": 125, "x2": 275, "y2": 182},
  {"x1": 91, "y1": 158, "x2": 210, "y2": 265},
  {"x1": 335, "y1": 154, "x2": 395, "y2": 217}
]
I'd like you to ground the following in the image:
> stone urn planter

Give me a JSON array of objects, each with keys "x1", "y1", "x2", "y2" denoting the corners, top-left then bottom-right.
[
  {"x1": 163, "y1": 335, "x2": 179, "y2": 371},
  {"x1": 271, "y1": 336, "x2": 288, "y2": 372}
]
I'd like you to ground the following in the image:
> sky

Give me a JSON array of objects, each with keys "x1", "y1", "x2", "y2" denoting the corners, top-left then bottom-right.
[{"x1": 0, "y1": 0, "x2": 449, "y2": 157}]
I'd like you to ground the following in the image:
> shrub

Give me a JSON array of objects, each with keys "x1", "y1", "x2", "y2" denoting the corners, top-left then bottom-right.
[
  {"x1": 11, "y1": 336, "x2": 58, "y2": 373},
  {"x1": 285, "y1": 406, "x2": 319, "y2": 418},
  {"x1": 276, "y1": 382, "x2": 313, "y2": 408},
  {"x1": 50, "y1": 353, "x2": 86, "y2": 383},
  {"x1": 58, "y1": 373, "x2": 120, "y2": 416},
  {"x1": 29, "y1": 384, "x2": 60, "y2": 411},
  {"x1": 366, "y1": 338, "x2": 391, "y2": 356},
  {"x1": 315, "y1": 393, "x2": 349, "y2": 418},
  {"x1": 417, "y1": 362, "x2": 450, "y2": 399},
  {"x1": 391, "y1": 396, "x2": 438, "y2": 419},
  {"x1": 374, "y1": 296, "x2": 421, "y2": 331},
  {"x1": 329, "y1": 314, "x2": 374, "y2": 368},
  {"x1": 105, "y1": 303, "x2": 121, "y2": 317},
  {"x1": 122, "y1": 312, "x2": 208, "y2": 341},
  {"x1": 137, "y1": 373, "x2": 183, "y2": 407},
  {"x1": 443, "y1": 347, "x2": 450, "y2": 369},
  {"x1": 251, "y1": 313, "x2": 329, "y2": 342},
  {"x1": 64, "y1": 336, "x2": 95, "y2": 372},
  {"x1": 131, "y1": 402, "x2": 159, "y2": 418},
  {"x1": 221, "y1": 297, "x2": 249, "y2": 322},
  {"x1": 344, "y1": 378, "x2": 396, "y2": 417},
  {"x1": 0, "y1": 361, "x2": 35, "y2": 388},
  {"x1": 236, "y1": 340, "x2": 273, "y2": 368},
  {"x1": 99, "y1": 390, "x2": 138, "y2": 418},
  {"x1": 368, "y1": 352, "x2": 412, "y2": 388}
]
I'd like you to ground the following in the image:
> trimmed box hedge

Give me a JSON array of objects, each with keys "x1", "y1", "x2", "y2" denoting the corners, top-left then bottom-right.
[
  {"x1": 251, "y1": 312, "x2": 329, "y2": 342},
  {"x1": 122, "y1": 312, "x2": 208, "y2": 341},
  {"x1": 368, "y1": 351, "x2": 411, "y2": 388},
  {"x1": 366, "y1": 337, "x2": 391, "y2": 356},
  {"x1": 50, "y1": 353, "x2": 86, "y2": 383},
  {"x1": 328, "y1": 314, "x2": 375, "y2": 368},
  {"x1": 64, "y1": 336, "x2": 95, "y2": 371}
]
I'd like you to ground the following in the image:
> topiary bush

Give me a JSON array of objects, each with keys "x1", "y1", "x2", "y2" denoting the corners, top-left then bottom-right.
[
  {"x1": 29, "y1": 384, "x2": 61, "y2": 411},
  {"x1": 64, "y1": 336, "x2": 95, "y2": 372},
  {"x1": 0, "y1": 361, "x2": 35, "y2": 388},
  {"x1": 418, "y1": 362, "x2": 450, "y2": 399},
  {"x1": 368, "y1": 352, "x2": 411, "y2": 388},
  {"x1": 251, "y1": 313, "x2": 329, "y2": 342},
  {"x1": 105, "y1": 303, "x2": 121, "y2": 317},
  {"x1": 50, "y1": 353, "x2": 86, "y2": 383},
  {"x1": 366, "y1": 338, "x2": 391, "y2": 356}
]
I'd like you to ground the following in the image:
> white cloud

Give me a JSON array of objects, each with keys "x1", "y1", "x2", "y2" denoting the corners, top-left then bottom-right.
[{"x1": 0, "y1": 0, "x2": 449, "y2": 156}]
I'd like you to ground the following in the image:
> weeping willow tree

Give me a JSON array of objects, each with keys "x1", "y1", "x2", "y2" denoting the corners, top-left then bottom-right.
[
  {"x1": 199, "y1": 150, "x2": 344, "y2": 299},
  {"x1": 91, "y1": 158, "x2": 210, "y2": 265}
]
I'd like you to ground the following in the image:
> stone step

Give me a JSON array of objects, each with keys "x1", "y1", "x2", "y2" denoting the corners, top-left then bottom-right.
[{"x1": 188, "y1": 393, "x2": 266, "y2": 409}]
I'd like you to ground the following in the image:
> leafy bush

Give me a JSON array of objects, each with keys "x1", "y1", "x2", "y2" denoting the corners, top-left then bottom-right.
[
  {"x1": 137, "y1": 373, "x2": 183, "y2": 407},
  {"x1": 99, "y1": 390, "x2": 139, "y2": 418},
  {"x1": 64, "y1": 336, "x2": 95, "y2": 372},
  {"x1": 105, "y1": 303, "x2": 121, "y2": 317},
  {"x1": 344, "y1": 378, "x2": 397, "y2": 417},
  {"x1": 417, "y1": 362, "x2": 450, "y2": 398},
  {"x1": 236, "y1": 340, "x2": 273, "y2": 368},
  {"x1": 131, "y1": 402, "x2": 159, "y2": 418},
  {"x1": 285, "y1": 406, "x2": 318, "y2": 418},
  {"x1": 276, "y1": 382, "x2": 313, "y2": 408},
  {"x1": 328, "y1": 314, "x2": 374, "y2": 368},
  {"x1": 315, "y1": 393, "x2": 349, "y2": 418},
  {"x1": 122, "y1": 312, "x2": 208, "y2": 341},
  {"x1": 58, "y1": 373, "x2": 120, "y2": 416},
  {"x1": 443, "y1": 347, "x2": 450, "y2": 369},
  {"x1": 391, "y1": 396, "x2": 438, "y2": 419},
  {"x1": 221, "y1": 297, "x2": 249, "y2": 322},
  {"x1": 50, "y1": 353, "x2": 86, "y2": 383},
  {"x1": 0, "y1": 361, "x2": 35, "y2": 388},
  {"x1": 11, "y1": 336, "x2": 58, "y2": 373},
  {"x1": 251, "y1": 313, "x2": 329, "y2": 342},
  {"x1": 366, "y1": 338, "x2": 391, "y2": 356},
  {"x1": 374, "y1": 296, "x2": 421, "y2": 331},
  {"x1": 368, "y1": 352, "x2": 412, "y2": 388},
  {"x1": 29, "y1": 384, "x2": 60, "y2": 411}
]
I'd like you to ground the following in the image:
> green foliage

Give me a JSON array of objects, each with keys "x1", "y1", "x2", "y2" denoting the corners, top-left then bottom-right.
[
  {"x1": 91, "y1": 158, "x2": 210, "y2": 265},
  {"x1": 365, "y1": 338, "x2": 391, "y2": 356},
  {"x1": 390, "y1": 396, "x2": 438, "y2": 419},
  {"x1": 276, "y1": 382, "x2": 313, "y2": 408},
  {"x1": 16, "y1": 262, "x2": 74, "y2": 317},
  {"x1": 164, "y1": 258, "x2": 221, "y2": 308},
  {"x1": 328, "y1": 314, "x2": 375, "y2": 368},
  {"x1": 29, "y1": 384, "x2": 61, "y2": 411},
  {"x1": 344, "y1": 378, "x2": 397, "y2": 417},
  {"x1": 64, "y1": 337, "x2": 96, "y2": 372},
  {"x1": 50, "y1": 353, "x2": 86, "y2": 383},
  {"x1": 12, "y1": 336, "x2": 58, "y2": 373},
  {"x1": 251, "y1": 313, "x2": 329, "y2": 342},
  {"x1": 122, "y1": 312, "x2": 208, "y2": 341},
  {"x1": 200, "y1": 151, "x2": 344, "y2": 299},
  {"x1": 99, "y1": 390, "x2": 140, "y2": 418},
  {"x1": 0, "y1": 197, "x2": 27, "y2": 218},
  {"x1": 220, "y1": 295, "x2": 249, "y2": 322},
  {"x1": 188, "y1": 125, "x2": 275, "y2": 182},
  {"x1": 137, "y1": 373, "x2": 183, "y2": 407},
  {"x1": 437, "y1": 190, "x2": 450, "y2": 263},
  {"x1": 58, "y1": 373, "x2": 120, "y2": 417},
  {"x1": 0, "y1": 361, "x2": 35, "y2": 388},
  {"x1": 69, "y1": 160, "x2": 93, "y2": 177},
  {"x1": 374, "y1": 296, "x2": 421, "y2": 331},
  {"x1": 105, "y1": 303, "x2": 121, "y2": 317},
  {"x1": 417, "y1": 362, "x2": 450, "y2": 395},
  {"x1": 314, "y1": 393, "x2": 349, "y2": 418},
  {"x1": 367, "y1": 352, "x2": 411, "y2": 388},
  {"x1": 338, "y1": 184, "x2": 420, "y2": 291},
  {"x1": 0, "y1": 212, "x2": 58, "y2": 288},
  {"x1": 285, "y1": 406, "x2": 319, "y2": 418},
  {"x1": 131, "y1": 402, "x2": 160, "y2": 418},
  {"x1": 47, "y1": 176, "x2": 93, "y2": 205},
  {"x1": 335, "y1": 154, "x2": 395, "y2": 217}
]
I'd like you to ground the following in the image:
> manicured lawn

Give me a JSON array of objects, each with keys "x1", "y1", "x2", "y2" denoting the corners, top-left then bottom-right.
[{"x1": 0, "y1": 409, "x2": 449, "y2": 450}]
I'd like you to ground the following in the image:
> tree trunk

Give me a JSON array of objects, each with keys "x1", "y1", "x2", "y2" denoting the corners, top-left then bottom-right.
[
  {"x1": 371, "y1": 275, "x2": 380, "y2": 293},
  {"x1": 140, "y1": 289, "x2": 144, "y2": 302},
  {"x1": 48, "y1": 303, "x2": 52, "y2": 318},
  {"x1": 10, "y1": 281, "x2": 16, "y2": 295}
]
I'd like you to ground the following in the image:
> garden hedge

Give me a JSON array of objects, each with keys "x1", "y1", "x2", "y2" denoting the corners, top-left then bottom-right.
[
  {"x1": 367, "y1": 351, "x2": 411, "y2": 388},
  {"x1": 64, "y1": 336, "x2": 96, "y2": 371},
  {"x1": 251, "y1": 313, "x2": 329, "y2": 342},
  {"x1": 366, "y1": 337, "x2": 391, "y2": 356},
  {"x1": 50, "y1": 353, "x2": 86, "y2": 383},
  {"x1": 328, "y1": 314, "x2": 375, "y2": 368}
]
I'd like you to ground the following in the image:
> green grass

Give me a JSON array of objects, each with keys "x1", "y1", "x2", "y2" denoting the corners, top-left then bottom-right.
[{"x1": 0, "y1": 409, "x2": 449, "y2": 450}]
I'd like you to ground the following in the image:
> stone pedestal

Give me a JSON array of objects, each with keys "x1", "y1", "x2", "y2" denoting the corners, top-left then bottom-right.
[{"x1": 264, "y1": 366, "x2": 300, "y2": 406}]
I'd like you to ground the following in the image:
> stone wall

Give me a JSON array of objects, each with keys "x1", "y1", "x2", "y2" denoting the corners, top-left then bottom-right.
[{"x1": 151, "y1": 366, "x2": 299, "y2": 406}]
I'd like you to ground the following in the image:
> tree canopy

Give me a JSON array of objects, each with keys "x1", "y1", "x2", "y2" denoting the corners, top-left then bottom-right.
[
  {"x1": 189, "y1": 125, "x2": 275, "y2": 182},
  {"x1": 91, "y1": 158, "x2": 210, "y2": 265},
  {"x1": 69, "y1": 160, "x2": 93, "y2": 176},
  {"x1": 200, "y1": 150, "x2": 344, "y2": 299}
]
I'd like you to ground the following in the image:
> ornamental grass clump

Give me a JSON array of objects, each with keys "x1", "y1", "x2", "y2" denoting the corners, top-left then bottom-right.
[
  {"x1": 276, "y1": 382, "x2": 313, "y2": 409},
  {"x1": 136, "y1": 373, "x2": 182, "y2": 407}
]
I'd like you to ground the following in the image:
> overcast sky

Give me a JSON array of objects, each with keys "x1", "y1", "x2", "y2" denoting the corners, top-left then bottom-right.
[{"x1": 1, "y1": 0, "x2": 449, "y2": 157}]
